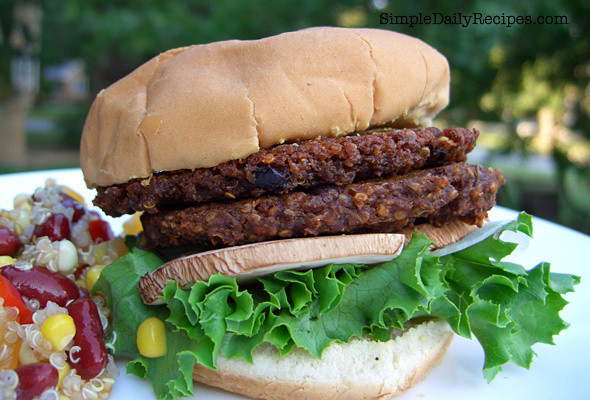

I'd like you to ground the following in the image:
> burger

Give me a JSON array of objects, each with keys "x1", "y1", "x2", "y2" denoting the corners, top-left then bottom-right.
[{"x1": 81, "y1": 27, "x2": 577, "y2": 400}]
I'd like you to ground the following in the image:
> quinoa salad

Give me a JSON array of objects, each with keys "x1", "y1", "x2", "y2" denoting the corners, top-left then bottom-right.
[{"x1": 0, "y1": 179, "x2": 130, "y2": 400}]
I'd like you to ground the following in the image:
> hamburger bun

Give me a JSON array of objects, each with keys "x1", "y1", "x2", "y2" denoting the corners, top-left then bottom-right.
[
  {"x1": 193, "y1": 318, "x2": 453, "y2": 400},
  {"x1": 80, "y1": 27, "x2": 449, "y2": 188}
]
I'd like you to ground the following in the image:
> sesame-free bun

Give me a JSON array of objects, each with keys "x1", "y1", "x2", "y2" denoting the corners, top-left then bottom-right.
[
  {"x1": 193, "y1": 318, "x2": 454, "y2": 400},
  {"x1": 80, "y1": 27, "x2": 450, "y2": 188}
]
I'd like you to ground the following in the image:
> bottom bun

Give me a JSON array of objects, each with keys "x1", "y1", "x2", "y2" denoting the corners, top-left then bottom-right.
[{"x1": 193, "y1": 318, "x2": 454, "y2": 400}]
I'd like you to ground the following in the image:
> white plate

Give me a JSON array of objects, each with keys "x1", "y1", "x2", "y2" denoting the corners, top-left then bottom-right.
[{"x1": 1, "y1": 169, "x2": 588, "y2": 400}]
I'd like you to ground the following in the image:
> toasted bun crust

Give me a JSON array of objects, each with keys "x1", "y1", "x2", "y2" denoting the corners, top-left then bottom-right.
[
  {"x1": 193, "y1": 318, "x2": 454, "y2": 400},
  {"x1": 81, "y1": 27, "x2": 449, "y2": 188}
]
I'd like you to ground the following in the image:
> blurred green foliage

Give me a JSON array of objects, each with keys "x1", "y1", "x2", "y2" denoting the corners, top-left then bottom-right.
[{"x1": 1, "y1": 0, "x2": 589, "y2": 231}]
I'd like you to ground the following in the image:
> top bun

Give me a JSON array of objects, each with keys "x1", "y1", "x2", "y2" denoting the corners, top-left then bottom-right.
[{"x1": 80, "y1": 27, "x2": 450, "y2": 188}]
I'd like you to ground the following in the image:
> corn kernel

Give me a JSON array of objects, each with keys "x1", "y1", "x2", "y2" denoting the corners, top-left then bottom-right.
[
  {"x1": 40, "y1": 314, "x2": 76, "y2": 352},
  {"x1": 75, "y1": 279, "x2": 87, "y2": 289},
  {"x1": 62, "y1": 186, "x2": 85, "y2": 204},
  {"x1": 0, "y1": 256, "x2": 15, "y2": 268},
  {"x1": 57, "y1": 362, "x2": 71, "y2": 388},
  {"x1": 57, "y1": 240, "x2": 79, "y2": 274},
  {"x1": 13, "y1": 193, "x2": 30, "y2": 209},
  {"x1": 137, "y1": 317, "x2": 167, "y2": 358},
  {"x1": 13, "y1": 212, "x2": 29, "y2": 236},
  {"x1": 19, "y1": 342, "x2": 37, "y2": 365},
  {"x1": 86, "y1": 264, "x2": 106, "y2": 289},
  {"x1": 123, "y1": 212, "x2": 143, "y2": 235},
  {"x1": 0, "y1": 340, "x2": 21, "y2": 370}
]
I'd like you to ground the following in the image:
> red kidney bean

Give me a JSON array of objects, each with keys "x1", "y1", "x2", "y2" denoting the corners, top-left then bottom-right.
[
  {"x1": 67, "y1": 297, "x2": 107, "y2": 379},
  {"x1": 0, "y1": 265, "x2": 80, "y2": 307},
  {"x1": 14, "y1": 363, "x2": 58, "y2": 400},
  {"x1": 33, "y1": 213, "x2": 71, "y2": 241},
  {"x1": 0, "y1": 226, "x2": 22, "y2": 256}
]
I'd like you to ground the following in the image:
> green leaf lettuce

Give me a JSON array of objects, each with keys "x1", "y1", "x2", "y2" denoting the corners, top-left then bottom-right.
[{"x1": 93, "y1": 212, "x2": 579, "y2": 399}]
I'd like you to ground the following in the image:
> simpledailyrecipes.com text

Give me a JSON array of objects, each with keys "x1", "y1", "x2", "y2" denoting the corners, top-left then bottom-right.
[{"x1": 379, "y1": 12, "x2": 569, "y2": 28}]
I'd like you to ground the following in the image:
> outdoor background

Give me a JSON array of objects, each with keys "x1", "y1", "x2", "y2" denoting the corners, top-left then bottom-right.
[{"x1": 1, "y1": 0, "x2": 589, "y2": 234}]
